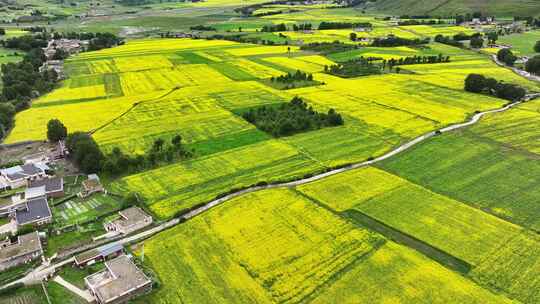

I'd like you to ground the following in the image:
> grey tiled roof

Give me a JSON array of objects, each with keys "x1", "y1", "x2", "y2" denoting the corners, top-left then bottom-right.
[
  {"x1": 29, "y1": 177, "x2": 63, "y2": 193},
  {"x1": 15, "y1": 197, "x2": 52, "y2": 225}
]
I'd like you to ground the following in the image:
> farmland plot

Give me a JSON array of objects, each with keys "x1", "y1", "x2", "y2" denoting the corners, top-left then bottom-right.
[
  {"x1": 229, "y1": 58, "x2": 285, "y2": 79},
  {"x1": 312, "y1": 242, "x2": 513, "y2": 304},
  {"x1": 380, "y1": 130, "x2": 540, "y2": 230},
  {"x1": 472, "y1": 231, "x2": 540, "y2": 304},
  {"x1": 119, "y1": 64, "x2": 232, "y2": 95},
  {"x1": 94, "y1": 92, "x2": 255, "y2": 154},
  {"x1": 136, "y1": 188, "x2": 383, "y2": 303},
  {"x1": 5, "y1": 92, "x2": 164, "y2": 143},
  {"x1": 262, "y1": 56, "x2": 325, "y2": 73},
  {"x1": 111, "y1": 140, "x2": 323, "y2": 218},
  {"x1": 297, "y1": 167, "x2": 522, "y2": 266}
]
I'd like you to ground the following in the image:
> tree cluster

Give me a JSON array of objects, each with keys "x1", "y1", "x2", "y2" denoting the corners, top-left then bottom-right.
[
  {"x1": 271, "y1": 70, "x2": 313, "y2": 83},
  {"x1": 261, "y1": 23, "x2": 287, "y2": 32},
  {"x1": 371, "y1": 36, "x2": 429, "y2": 47},
  {"x1": 465, "y1": 74, "x2": 526, "y2": 101},
  {"x1": 497, "y1": 48, "x2": 517, "y2": 66},
  {"x1": 242, "y1": 97, "x2": 343, "y2": 137},
  {"x1": 325, "y1": 57, "x2": 381, "y2": 78},
  {"x1": 525, "y1": 55, "x2": 540, "y2": 75},
  {"x1": 0, "y1": 28, "x2": 5, "y2": 36},
  {"x1": 434, "y1": 35, "x2": 464, "y2": 48},
  {"x1": 318, "y1": 22, "x2": 371, "y2": 30},
  {"x1": 1, "y1": 34, "x2": 48, "y2": 51}
]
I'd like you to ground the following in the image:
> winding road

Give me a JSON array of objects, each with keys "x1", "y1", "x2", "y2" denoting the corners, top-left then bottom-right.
[{"x1": 2, "y1": 93, "x2": 540, "y2": 291}]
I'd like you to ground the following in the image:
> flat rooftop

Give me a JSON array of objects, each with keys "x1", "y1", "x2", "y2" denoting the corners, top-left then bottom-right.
[
  {"x1": 0, "y1": 232, "x2": 42, "y2": 263},
  {"x1": 86, "y1": 255, "x2": 151, "y2": 303}
]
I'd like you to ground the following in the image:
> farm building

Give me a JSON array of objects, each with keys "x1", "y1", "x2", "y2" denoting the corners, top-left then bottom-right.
[
  {"x1": 104, "y1": 207, "x2": 153, "y2": 235},
  {"x1": 14, "y1": 196, "x2": 53, "y2": 227},
  {"x1": 28, "y1": 177, "x2": 64, "y2": 198},
  {"x1": 0, "y1": 231, "x2": 43, "y2": 271},
  {"x1": 85, "y1": 255, "x2": 152, "y2": 304},
  {"x1": 75, "y1": 242, "x2": 124, "y2": 267},
  {"x1": 0, "y1": 163, "x2": 50, "y2": 190},
  {"x1": 79, "y1": 174, "x2": 105, "y2": 198}
]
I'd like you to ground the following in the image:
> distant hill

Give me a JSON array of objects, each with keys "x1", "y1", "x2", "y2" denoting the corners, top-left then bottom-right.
[{"x1": 369, "y1": 0, "x2": 540, "y2": 17}]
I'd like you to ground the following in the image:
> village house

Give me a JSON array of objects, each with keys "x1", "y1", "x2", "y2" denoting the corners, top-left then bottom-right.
[
  {"x1": 104, "y1": 207, "x2": 153, "y2": 235},
  {"x1": 75, "y1": 242, "x2": 124, "y2": 267},
  {"x1": 85, "y1": 255, "x2": 152, "y2": 304},
  {"x1": 14, "y1": 196, "x2": 53, "y2": 227},
  {"x1": 39, "y1": 60, "x2": 65, "y2": 79},
  {"x1": 79, "y1": 174, "x2": 105, "y2": 198},
  {"x1": 28, "y1": 177, "x2": 64, "y2": 198},
  {"x1": 0, "y1": 163, "x2": 50, "y2": 190},
  {"x1": 0, "y1": 231, "x2": 43, "y2": 271},
  {"x1": 43, "y1": 39, "x2": 89, "y2": 60}
]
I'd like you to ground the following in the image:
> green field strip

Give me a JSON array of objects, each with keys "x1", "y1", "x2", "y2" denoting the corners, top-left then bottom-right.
[
  {"x1": 185, "y1": 129, "x2": 271, "y2": 158},
  {"x1": 343, "y1": 209, "x2": 472, "y2": 274},
  {"x1": 208, "y1": 62, "x2": 258, "y2": 81}
]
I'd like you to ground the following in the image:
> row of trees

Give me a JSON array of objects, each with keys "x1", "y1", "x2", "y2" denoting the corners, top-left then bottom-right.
[
  {"x1": 385, "y1": 54, "x2": 451, "y2": 68},
  {"x1": 261, "y1": 23, "x2": 288, "y2": 32},
  {"x1": 242, "y1": 97, "x2": 343, "y2": 137},
  {"x1": 398, "y1": 20, "x2": 446, "y2": 26},
  {"x1": 465, "y1": 74, "x2": 526, "y2": 101},
  {"x1": 300, "y1": 41, "x2": 358, "y2": 54},
  {"x1": 57, "y1": 118, "x2": 192, "y2": 175},
  {"x1": 102, "y1": 135, "x2": 191, "y2": 176},
  {"x1": 318, "y1": 22, "x2": 372, "y2": 30},
  {"x1": 371, "y1": 36, "x2": 430, "y2": 47},
  {"x1": 292, "y1": 23, "x2": 312, "y2": 31}
]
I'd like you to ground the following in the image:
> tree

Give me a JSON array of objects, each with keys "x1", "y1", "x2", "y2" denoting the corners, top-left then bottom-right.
[
  {"x1": 171, "y1": 134, "x2": 182, "y2": 147},
  {"x1": 349, "y1": 32, "x2": 357, "y2": 41},
  {"x1": 152, "y1": 138, "x2": 165, "y2": 151},
  {"x1": 66, "y1": 132, "x2": 103, "y2": 173},
  {"x1": 525, "y1": 55, "x2": 540, "y2": 75},
  {"x1": 487, "y1": 32, "x2": 498, "y2": 44},
  {"x1": 470, "y1": 37, "x2": 484, "y2": 49},
  {"x1": 534, "y1": 41, "x2": 540, "y2": 53},
  {"x1": 47, "y1": 119, "x2": 67, "y2": 142},
  {"x1": 464, "y1": 74, "x2": 486, "y2": 93},
  {"x1": 497, "y1": 48, "x2": 517, "y2": 66}
]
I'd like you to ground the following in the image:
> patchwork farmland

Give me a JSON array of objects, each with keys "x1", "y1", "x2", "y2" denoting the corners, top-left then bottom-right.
[{"x1": 1, "y1": 2, "x2": 540, "y2": 304}]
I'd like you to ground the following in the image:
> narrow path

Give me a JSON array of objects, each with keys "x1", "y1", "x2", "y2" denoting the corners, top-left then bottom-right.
[
  {"x1": 2, "y1": 94, "x2": 539, "y2": 291},
  {"x1": 53, "y1": 276, "x2": 94, "y2": 303},
  {"x1": 490, "y1": 54, "x2": 540, "y2": 83},
  {"x1": 90, "y1": 87, "x2": 179, "y2": 134}
]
